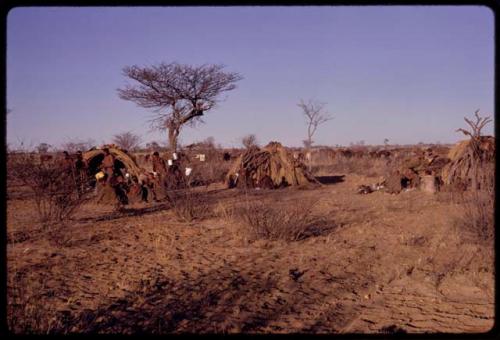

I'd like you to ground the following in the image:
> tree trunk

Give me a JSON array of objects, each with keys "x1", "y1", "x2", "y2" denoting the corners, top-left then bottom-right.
[{"x1": 168, "y1": 125, "x2": 180, "y2": 153}]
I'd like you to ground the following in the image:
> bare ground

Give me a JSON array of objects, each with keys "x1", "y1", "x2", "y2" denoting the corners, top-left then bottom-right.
[{"x1": 7, "y1": 173, "x2": 494, "y2": 333}]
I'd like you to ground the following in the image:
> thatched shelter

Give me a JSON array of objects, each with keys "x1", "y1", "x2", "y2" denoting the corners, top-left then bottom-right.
[
  {"x1": 441, "y1": 136, "x2": 495, "y2": 190},
  {"x1": 83, "y1": 147, "x2": 142, "y2": 179},
  {"x1": 225, "y1": 141, "x2": 319, "y2": 189}
]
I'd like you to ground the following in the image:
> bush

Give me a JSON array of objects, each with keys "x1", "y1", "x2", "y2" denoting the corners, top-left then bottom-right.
[
  {"x1": 235, "y1": 199, "x2": 334, "y2": 242},
  {"x1": 8, "y1": 152, "x2": 91, "y2": 226},
  {"x1": 458, "y1": 191, "x2": 494, "y2": 244},
  {"x1": 186, "y1": 149, "x2": 231, "y2": 186},
  {"x1": 310, "y1": 153, "x2": 391, "y2": 178},
  {"x1": 454, "y1": 162, "x2": 494, "y2": 244},
  {"x1": 166, "y1": 187, "x2": 213, "y2": 223}
]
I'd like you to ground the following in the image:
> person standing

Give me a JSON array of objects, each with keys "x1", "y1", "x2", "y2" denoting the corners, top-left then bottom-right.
[
  {"x1": 101, "y1": 148, "x2": 115, "y2": 184},
  {"x1": 59, "y1": 151, "x2": 76, "y2": 190},
  {"x1": 151, "y1": 151, "x2": 167, "y2": 200},
  {"x1": 74, "y1": 150, "x2": 88, "y2": 194}
]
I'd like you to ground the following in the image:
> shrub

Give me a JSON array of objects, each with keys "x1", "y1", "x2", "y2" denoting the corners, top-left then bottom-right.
[
  {"x1": 454, "y1": 162, "x2": 494, "y2": 244},
  {"x1": 235, "y1": 198, "x2": 333, "y2": 242},
  {"x1": 8, "y1": 152, "x2": 91, "y2": 226},
  {"x1": 166, "y1": 187, "x2": 213, "y2": 223},
  {"x1": 187, "y1": 149, "x2": 231, "y2": 186},
  {"x1": 310, "y1": 153, "x2": 391, "y2": 178}
]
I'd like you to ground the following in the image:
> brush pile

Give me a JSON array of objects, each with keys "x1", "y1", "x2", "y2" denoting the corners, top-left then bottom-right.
[
  {"x1": 442, "y1": 111, "x2": 494, "y2": 191},
  {"x1": 226, "y1": 141, "x2": 319, "y2": 189}
]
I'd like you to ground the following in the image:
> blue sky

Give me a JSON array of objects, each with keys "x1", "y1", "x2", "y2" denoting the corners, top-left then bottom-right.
[{"x1": 7, "y1": 6, "x2": 495, "y2": 149}]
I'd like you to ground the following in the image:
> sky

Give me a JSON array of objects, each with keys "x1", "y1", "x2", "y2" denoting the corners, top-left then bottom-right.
[{"x1": 6, "y1": 6, "x2": 495, "y2": 149}]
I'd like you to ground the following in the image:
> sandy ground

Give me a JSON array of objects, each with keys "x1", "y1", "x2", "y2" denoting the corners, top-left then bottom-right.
[{"x1": 7, "y1": 173, "x2": 494, "y2": 334}]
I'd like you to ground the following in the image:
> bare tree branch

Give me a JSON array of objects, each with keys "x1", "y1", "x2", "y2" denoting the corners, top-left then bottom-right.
[
  {"x1": 118, "y1": 63, "x2": 242, "y2": 151},
  {"x1": 298, "y1": 99, "x2": 333, "y2": 149}
]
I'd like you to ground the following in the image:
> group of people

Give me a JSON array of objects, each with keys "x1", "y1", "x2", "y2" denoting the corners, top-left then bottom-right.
[{"x1": 53, "y1": 147, "x2": 189, "y2": 207}]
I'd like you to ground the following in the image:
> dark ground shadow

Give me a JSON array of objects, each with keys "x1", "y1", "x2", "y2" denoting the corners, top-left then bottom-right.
[
  {"x1": 76, "y1": 201, "x2": 172, "y2": 224},
  {"x1": 50, "y1": 261, "x2": 328, "y2": 334},
  {"x1": 315, "y1": 175, "x2": 345, "y2": 185}
]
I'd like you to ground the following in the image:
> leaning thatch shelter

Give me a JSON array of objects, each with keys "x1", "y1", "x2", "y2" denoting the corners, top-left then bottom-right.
[
  {"x1": 83, "y1": 146, "x2": 142, "y2": 179},
  {"x1": 225, "y1": 141, "x2": 319, "y2": 189},
  {"x1": 441, "y1": 135, "x2": 495, "y2": 190}
]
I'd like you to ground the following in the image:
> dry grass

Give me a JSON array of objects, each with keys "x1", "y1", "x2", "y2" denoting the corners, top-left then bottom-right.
[{"x1": 7, "y1": 270, "x2": 58, "y2": 334}]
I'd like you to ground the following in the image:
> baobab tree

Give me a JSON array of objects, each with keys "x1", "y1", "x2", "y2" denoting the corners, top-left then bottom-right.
[{"x1": 117, "y1": 62, "x2": 242, "y2": 152}]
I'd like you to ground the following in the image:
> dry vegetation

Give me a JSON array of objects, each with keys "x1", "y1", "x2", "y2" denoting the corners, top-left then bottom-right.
[
  {"x1": 6, "y1": 137, "x2": 494, "y2": 334},
  {"x1": 235, "y1": 198, "x2": 334, "y2": 242}
]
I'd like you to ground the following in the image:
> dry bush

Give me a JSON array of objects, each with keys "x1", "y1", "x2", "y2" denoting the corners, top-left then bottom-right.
[
  {"x1": 234, "y1": 198, "x2": 333, "y2": 242},
  {"x1": 456, "y1": 187, "x2": 494, "y2": 244},
  {"x1": 311, "y1": 154, "x2": 391, "y2": 178},
  {"x1": 8, "y1": 152, "x2": 91, "y2": 226},
  {"x1": 189, "y1": 157, "x2": 231, "y2": 186},
  {"x1": 166, "y1": 187, "x2": 213, "y2": 223}
]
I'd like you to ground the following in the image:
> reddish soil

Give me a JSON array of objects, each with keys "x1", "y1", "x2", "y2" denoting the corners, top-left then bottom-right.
[{"x1": 7, "y1": 173, "x2": 494, "y2": 334}]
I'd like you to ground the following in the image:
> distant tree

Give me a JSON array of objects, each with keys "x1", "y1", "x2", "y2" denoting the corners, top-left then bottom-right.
[
  {"x1": 383, "y1": 138, "x2": 389, "y2": 146},
  {"x1": 298, "y1": 99, "x2": 333, "y2": 150},
  {"x1": 112, "y1": 131, "x2": 142, "y2": 151},
  {"x1": 145, "y1": 141, "x2": 161, "y2": 151},
  {"x1": 350, "y1": 140, "x2": 365, "y2": 147},
  {"x1": 117, "y1": 62, "x2": 243, "y2": 152},
  {"x1": 241, "y1": 134, "x2": 259, "y2": 149},
  {"x1": 61, "y1": 138, "x2": 95, "y2": 153},
  {"x1": 302, "y1": 139, "x2": 313, "y2": 149},
  {"x1": 203, "y1": 136, "x2": 216, "y2": 148},
  {"x1": 36, "y1": 143, "x2": 52, "y2": 154}
]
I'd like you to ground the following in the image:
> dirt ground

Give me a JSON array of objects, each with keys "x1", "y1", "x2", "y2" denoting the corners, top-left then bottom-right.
[{"x1": 7, "y1": 173, "x2": 494, "y2": 334}]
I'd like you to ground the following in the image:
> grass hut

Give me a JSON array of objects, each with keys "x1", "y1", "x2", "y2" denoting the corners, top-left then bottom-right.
[
  {"x1": 225, "y1": 141, "x2": 319, "y2": 189},
  {"x1": 441, "y1": 136, "x2": 494, "y2": 190},
  {"x1": 83, "y1": 146, "x2": 142, "y2": 179},
  {"x1": 83, "y1": 147, "x2": 143, "y2": 205}
]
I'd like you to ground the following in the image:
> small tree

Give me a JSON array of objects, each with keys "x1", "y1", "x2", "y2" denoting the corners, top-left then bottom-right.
[
  {"x1": 61, "y1": 138, "x2": 95, "y2": 153},
  {"x1": 203, "y1": 136, "x2": 216, "y2": 149},
  {"x1": 456, "y1": 109, "x2": 492, "y2": 139},
  {"x1": 112, "y1": 131, "x2": 142, "y2": 151},
  {"x1": 145, "y1": 141, "x2": 161, "y2": 151},
  {"x1": 36, "y1": 143, "x2": 52, "y2": 154},
  {"x1": 456, "y1": 109, "x2": 493, "y2": 160},
  {"x1": 118, "y1": 62, "x2": 242, "y2": 152},
  {"x1": 299, "y1": 99, "x2": 333, "y2": 149},
  {"x1": 241, "y1": 134, "x2": 259, "y2": 149}
]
